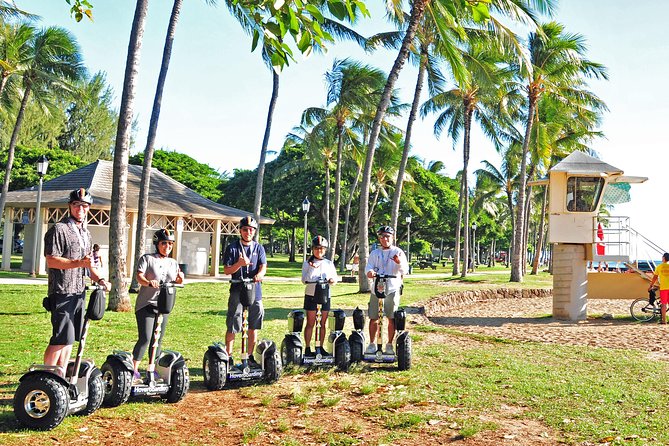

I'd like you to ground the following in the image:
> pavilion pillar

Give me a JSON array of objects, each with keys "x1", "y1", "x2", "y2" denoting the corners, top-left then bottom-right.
[
  {"x1": 127, "y1": 212, "x2": 138, "y2": 278},
  {"x1": 2, "y1": 207, "x2": 14, "y2": 271},
  {"x1": 210, "y1": 219, "x2": 222, "y2": 277}
]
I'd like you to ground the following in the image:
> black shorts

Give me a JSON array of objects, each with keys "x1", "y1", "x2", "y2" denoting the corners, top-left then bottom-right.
[
  {"x1": 303, "y1": 295, "x2": 331, "y2": 312},
  {"x1": 49, "y1": 291, "x2": 86, "y2": 346}
]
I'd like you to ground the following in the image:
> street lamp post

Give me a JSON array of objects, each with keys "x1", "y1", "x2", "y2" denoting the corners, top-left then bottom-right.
[
  {"x1": 405, "y1": 214, "x2": 412, "y2": 270},
  {"x1": 31, "y1": 155, "x2": 49, "y2": 277},
  {"x1": 302, "y1": 197, "x2": 310, "y2": 262},
  {"x1": 471, "y1": 221, "x2": 477, "y2": 272}
]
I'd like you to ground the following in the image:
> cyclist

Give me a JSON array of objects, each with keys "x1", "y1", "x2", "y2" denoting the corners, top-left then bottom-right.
[{"x1": 648, "y1": 253, "x2": 669, "y2": 324}]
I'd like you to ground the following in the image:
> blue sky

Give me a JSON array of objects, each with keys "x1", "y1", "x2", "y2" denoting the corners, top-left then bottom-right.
[{"x1": 19, "y1": 0, "x2": 668, "y2": 252}]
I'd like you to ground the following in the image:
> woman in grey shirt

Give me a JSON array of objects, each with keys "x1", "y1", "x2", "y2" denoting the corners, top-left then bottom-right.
[{"x1": 132, "y1": 229, "x2": 184, "y2": 383}]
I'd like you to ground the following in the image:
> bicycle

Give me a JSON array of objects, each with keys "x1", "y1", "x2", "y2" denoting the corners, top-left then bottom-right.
[{"x1": 630, "y1": 290, "x2": 661, "y2": 322}]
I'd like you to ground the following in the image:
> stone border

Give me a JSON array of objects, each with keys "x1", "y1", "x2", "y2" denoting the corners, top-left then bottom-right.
[{"x1": 420, "y1": 288, "x2": 553, "y2": 317}]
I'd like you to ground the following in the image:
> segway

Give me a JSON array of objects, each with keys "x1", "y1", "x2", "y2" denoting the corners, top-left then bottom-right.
[
  {"x1": 101, "y1": 282, "x2": 189, "y2": 407},
  {"x1": 13, "y1": 284, "x2": 107, "y2": 430},
  {"x1": 349, "y1": 274, "x2": 412, "y2": 370},
  {"x1": 281, "y1": 278, "x2": 350, "y2": 371},
  {"x1": 203, "y1": 278, "x2": 282, "y2": 390}
]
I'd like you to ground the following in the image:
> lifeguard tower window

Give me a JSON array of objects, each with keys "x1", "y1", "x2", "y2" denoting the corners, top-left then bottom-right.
[{"x1": 566, "y1": 177, "x2": 604, "y2": 212}]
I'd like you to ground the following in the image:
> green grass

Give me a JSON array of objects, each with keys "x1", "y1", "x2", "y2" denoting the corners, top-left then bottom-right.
[{"x1": 4, "y1": 265, "x2": 668, "y2": 445}]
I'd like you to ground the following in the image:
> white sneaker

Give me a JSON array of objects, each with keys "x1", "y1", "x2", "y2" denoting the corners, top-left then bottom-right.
[
  {"x1": 384, "y1": 343, "x2": 394, "y2": 355},
  {"x1": 365, "y1": 343, "x2": 377, "y2": 354}
]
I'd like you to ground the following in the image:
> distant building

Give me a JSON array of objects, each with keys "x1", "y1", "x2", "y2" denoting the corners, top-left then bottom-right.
[{"x1": 1, "y1": 160, "x2": 273, "y2": 277}]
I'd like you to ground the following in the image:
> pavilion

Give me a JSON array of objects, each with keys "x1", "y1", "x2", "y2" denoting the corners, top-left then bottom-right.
[{"x1": 1, "y1": 160, "x2": 273, "y2": 277}]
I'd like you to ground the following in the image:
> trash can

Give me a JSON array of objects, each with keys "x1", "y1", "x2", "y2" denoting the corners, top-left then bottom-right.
[{"x1": 178, "y1": 263, "x2": 188, "y2": 275}]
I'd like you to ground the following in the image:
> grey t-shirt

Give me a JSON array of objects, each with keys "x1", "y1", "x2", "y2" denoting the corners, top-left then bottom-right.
[
  {"x1": 135, "y1": 253, "x2": 181, "y2": 312},
  {"x1": 43, "y1": 217, "x2": 92, "y2": 296}
]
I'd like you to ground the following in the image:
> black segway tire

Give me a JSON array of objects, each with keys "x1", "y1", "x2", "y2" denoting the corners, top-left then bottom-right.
[
  {"x1": 334, "y1": 340, "x2": 351, "y2": 372},
  {"x1": 13, "y1": 374, "x2": 69, "y2": 430},
  {"x1": 280, "y1": 337, "x2": 302, "y2": 367},
  {"x1": 78, "y1": 371, "x2": 104, "y2": 415},
  {"x1": 263, "y1": 347, "x2": 282, "y2": 383},
  {"x1": 164, "y1": 364, "x2": 189, "y2": 403},
  {"x1": 101, "y1": 360, "x2": 131, "y2": 407},
  {"x1": 397, "y1": 334, "x2": 412, "y2": 371},
  {"x1": 203, "y1": 350, "x2": 227, "y2": 391}
]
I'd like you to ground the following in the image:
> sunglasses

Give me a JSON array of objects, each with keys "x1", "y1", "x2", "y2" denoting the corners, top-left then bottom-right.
[{"x1": 70, "y1": 202, "x2": 90, "y2": 208}]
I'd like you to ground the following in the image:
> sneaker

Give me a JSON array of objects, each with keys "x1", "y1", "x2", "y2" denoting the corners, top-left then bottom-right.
[
  {"x1": 248, "y1": 355, "x2": 260, "y2": 367},
  {"x1": 384, "y1": 343, "x2": 394, "y2": 355},
  {"x1": 320, "y1": 348, "x2": 331, "y2": 357},
  {"x1": 228, "y1": 356, "x2": 234, "y2": 368},
  {"x1": 132, "y1": 371, "x2": 143, "y2": 385},
  {"x1": 365, "y1": 343, "x2": 377, "y2": 354},
  {"x1": 305, "y1": 347, "x2": 313, "y2": 356}
]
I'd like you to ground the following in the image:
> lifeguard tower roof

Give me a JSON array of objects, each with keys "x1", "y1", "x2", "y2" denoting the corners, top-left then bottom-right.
[{"x1": 550, "y1": 151, "x2": 623, "y2": 176}]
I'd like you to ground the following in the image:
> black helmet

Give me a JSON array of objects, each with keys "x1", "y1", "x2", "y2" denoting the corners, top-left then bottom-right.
[
  {"x1": 153, "y1": 228, "x2": 175, "y2": 248},
  {"x1": 377, "y1": 225, "x2": 394, "y2": 235},
  {"x1": 312, "y1": 235, "x2": 329, "y2": 248},
  {"x1": 240, "y1": 216, "x2": 258, "y2": 229},
  {"x1": 69, "y1": 188, "x2": 93, "y2": 205}
]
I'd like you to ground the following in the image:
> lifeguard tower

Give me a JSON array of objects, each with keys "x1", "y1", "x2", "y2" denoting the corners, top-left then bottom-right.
[{"x1": 541, "y1": 151, "x2": 662, "y2": 320}]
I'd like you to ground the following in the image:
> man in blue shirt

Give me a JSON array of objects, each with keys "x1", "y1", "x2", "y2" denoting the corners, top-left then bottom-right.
[{"x1": 223, "y1": 216, "x2": 267, "y2": 364}]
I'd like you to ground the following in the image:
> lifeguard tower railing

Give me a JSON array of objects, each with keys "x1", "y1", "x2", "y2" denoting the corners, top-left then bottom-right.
[{"x1": 592, "y1": 216, "x2": 666, "y2": 271}]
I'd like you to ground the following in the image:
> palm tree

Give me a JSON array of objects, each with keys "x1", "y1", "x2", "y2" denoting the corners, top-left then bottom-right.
[
  {"x1": 302, "y1": 59, "x2": 388, "y2": 259},
  {"x1": 0, "y1": 22, "x2": 34, "y2": 102},
  {"x1": 108, "y1": 0, "x2": 149, "y2": 311},
  {"x1": 421, "y1": 39, "x2": 514, "y2": 277},
  {"x1": 0, "y1": 26, "x2": 84, "y2": 226},
  {"x1": 130, "y1": 0, "x2": 185, "y2": 293},
  {"x1": 509, "y1": 22, "x2": 608, "y2": 282},
  {"x1": 356, "y1": 0, "x2": 554, "y2": 291}
]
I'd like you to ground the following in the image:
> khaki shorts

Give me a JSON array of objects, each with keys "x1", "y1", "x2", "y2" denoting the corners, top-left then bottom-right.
[{"x1": 368, "y1": 290, "x2": 399, "y2": 320}]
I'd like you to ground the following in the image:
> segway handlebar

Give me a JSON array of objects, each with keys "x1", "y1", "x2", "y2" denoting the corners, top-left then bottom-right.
[
  {"x1": 304, "y1": 278, "x2": 330, "y2": 284},
  {"x1": 373, "y1": 273, "x2": 397, "y2": 279},
  {"x1": 159, "y1": 281, "x2": 184, "y2": 288},
  {"x1": 230, "y1": 278, "x2": 254, "y2": 284},
  {"x1": 86, "y1": 283, "x2": 107, "y2": 291}
]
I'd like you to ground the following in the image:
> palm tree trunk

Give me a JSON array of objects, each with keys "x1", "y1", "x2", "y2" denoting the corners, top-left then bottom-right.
[
  {"x1": 452, "y1": 178, "x2": 463, "y2": 276},
  {"x1": 511, "y1": 97, "x2": 536, "y2": 282},
  {"x1": 0, "y1": 82, "x2": 31, "y2": 220},
  {"x1": 530, "y1": 184, "x2": 547, "y2": 274},
  {"x1": 357, "y1": 0, "x2": 427, "y2": 292},
  {"x1": 109, "y1": 0, "x2": 149, "y2": 312},
  {"x1": 390, "y1": 45, "x2": 427, "y2": 232},
  {"x1": 289, "y1": 226, "x2": 296, "y2": 263},
  {"x1": 460, "y1": 108, "x2": 472, "y2": 278},
  {"x1": 253, "y1": 69, "x2": 280, "y2": 228},
  {"x1": 522, "y1": 188, "x2": 532, "y2": 276},
  {"x1": 130, "y1": 0, "x2": 182, "y2": 292},
  {"x1": 323, "y1": 162, "x2": 331, "y2": 243},
  {"x1": 339, "y1": 162, "x2": 361, "y2": 273},
  {"x1": 330, "y1": 124, "x2": 344, "y2": 261}
]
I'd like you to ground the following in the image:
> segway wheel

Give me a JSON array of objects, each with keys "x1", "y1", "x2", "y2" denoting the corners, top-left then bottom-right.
[
  {"x1": 349, "y1": 339, "x2": 363, "y2": 363},
  {"x1": 280, "y1": 337, "x2": 302, "y2": 367},
  {"x1": 77, "y1": 371, "x2": 104, "y2": 415},
  {"x1": 397, "y1": 335, "x2": 412, "y2": 371},
  {"x1": 13, "y1": 374, "x2": 69, "y2": 430},
  {"x1": 203, "y1": 350, "x2": 227, "y2": 391},
  {"x1": 334, "y1": 340, "x2": 351, "y2": 372},
  {"x1": 263, "y1": 345, "x2": 282, "y2": 383},
  {"x1": 101, "y1": 360, "x2": 131, "y2": 407},
  {"x1": 164, "y1": 364, "x2": 189, "y2": 403}
]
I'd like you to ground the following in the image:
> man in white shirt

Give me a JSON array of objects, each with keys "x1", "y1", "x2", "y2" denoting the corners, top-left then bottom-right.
[{"x1": 365, "y1": 226, "x2": 409, "y2": 355}]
